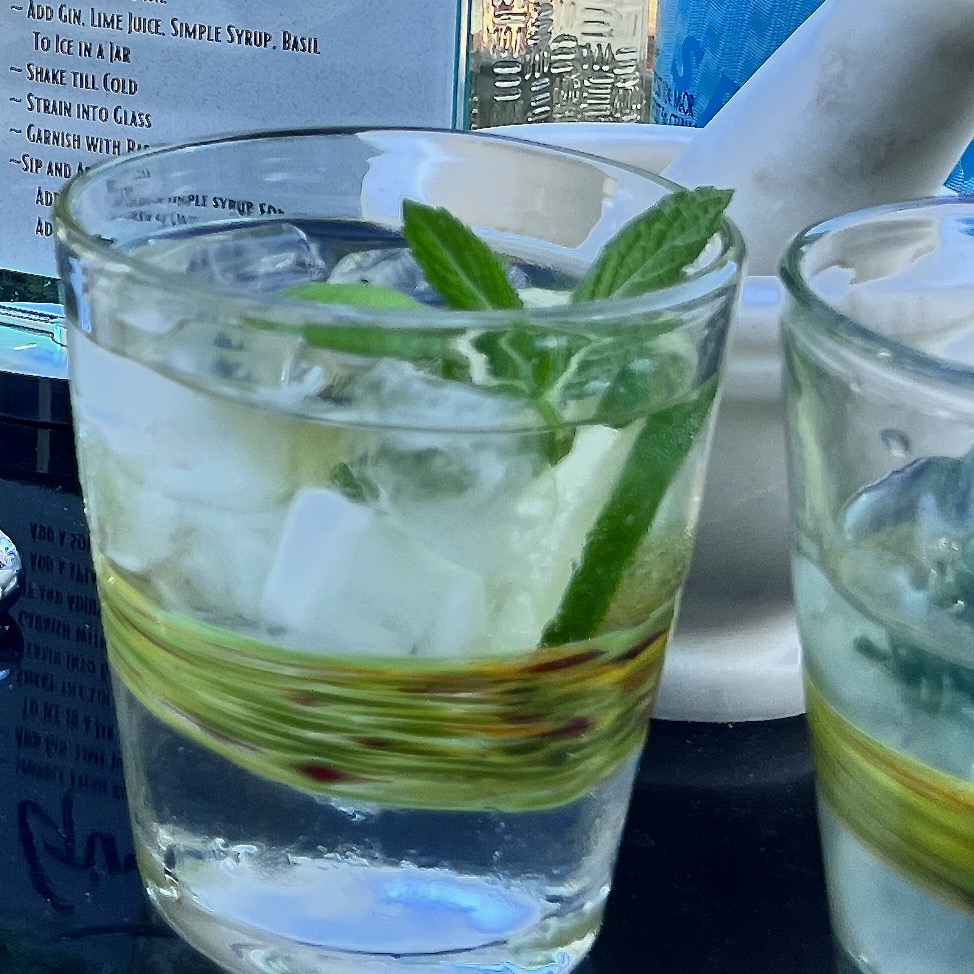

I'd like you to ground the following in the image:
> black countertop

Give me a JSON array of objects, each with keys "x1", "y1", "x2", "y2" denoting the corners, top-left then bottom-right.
[{"x1": 0, "y1": 421, "x2": 838, "y2": 973}]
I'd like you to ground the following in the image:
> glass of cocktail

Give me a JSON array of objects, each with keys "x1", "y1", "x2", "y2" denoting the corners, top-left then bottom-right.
[
  {"x1": 53, "y1": 129, "x2": 742, "y2": 974},
  {"x1": 782, "y1": 198, "x2": 974, "y2": 974}
]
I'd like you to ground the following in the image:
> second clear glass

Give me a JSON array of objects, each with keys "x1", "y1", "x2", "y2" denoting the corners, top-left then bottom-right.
[{"x1": 782, "y1": 198, "x2": 974, "y2": 974}]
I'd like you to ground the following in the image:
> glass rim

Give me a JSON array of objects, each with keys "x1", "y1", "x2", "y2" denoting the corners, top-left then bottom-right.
[
  {"x1": 780, "y1": 195, "x2": 974, "y2": 390},
  {"x1": 52, "y1": 125, "x2": 745, "y2": 332}
]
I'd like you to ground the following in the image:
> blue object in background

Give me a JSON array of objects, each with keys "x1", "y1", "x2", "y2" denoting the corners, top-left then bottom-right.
[
  {"x1": 651, "y1": 0, "x2": 826, "y2": 128},
  {"x1": 947, "y1": 141, "x2": 974, "y2": 195}
]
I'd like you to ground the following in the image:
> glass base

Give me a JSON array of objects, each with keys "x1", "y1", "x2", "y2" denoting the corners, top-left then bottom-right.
[
  {"x1": 819, "y1": 804, "x2": 974, "y2": 974},
  {"x1": 116, "y1": 678, "x2": 634, "y2": 974},
  {"x1": 147, "y1": 858, "x2": 597, "y2": 974}
]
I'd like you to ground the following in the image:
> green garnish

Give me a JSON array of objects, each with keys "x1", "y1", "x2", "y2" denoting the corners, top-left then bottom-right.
[
  {"x1": 401, "y1": 198, "x2": 523, "y2": 311},
  {"x1": 291, "y1": 186, "x2": 733, "y2": 646},
  {"x1": 288, "y1": 281, "x2": 424, "y2": 310},
  {"x1": 572, "y1": 186, "x2": 733, "y2": 302},
  {"x1": 283, "y1": 281, "x2": 456, "y2": 364},
  {"x1": 541, "y1": 377, "x2": 718, "y2": 645}
]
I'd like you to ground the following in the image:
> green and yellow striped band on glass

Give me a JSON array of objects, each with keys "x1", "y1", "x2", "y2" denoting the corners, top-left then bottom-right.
[
  {"x1": 102, "y1": 567, "x2": 669, "y2": 813},
  {"x1": 806, "y1": 676, "x2": 974, "y2": 914}
]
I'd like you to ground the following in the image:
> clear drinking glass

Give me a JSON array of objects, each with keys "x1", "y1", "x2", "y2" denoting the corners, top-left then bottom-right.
[
  {"x1": 53, "y1": 129, "x2": 743, "y2": 974},
  {"x1": 781, "y1": 198, "x2": 974, "y2": 974}
]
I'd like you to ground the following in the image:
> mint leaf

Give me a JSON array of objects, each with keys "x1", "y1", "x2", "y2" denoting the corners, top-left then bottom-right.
[
  {"x1": 572, "y1": 186, "x2": 733, "y2": 303},
  {"x1": 541, "y1": 376, "x2": 719, "y2": 646},
  {"x1": 402, "y1": 199, "x2": 523, "y2": 312},
  {"x1": 536, "y1": 188, "x2": 731, "y2": 623},
  {"x1": 332, "y1": 462, "x2": 380, "y2": 504},
  {"x1": 288, "y1": 281, "x2": 424, "y2": 310}
]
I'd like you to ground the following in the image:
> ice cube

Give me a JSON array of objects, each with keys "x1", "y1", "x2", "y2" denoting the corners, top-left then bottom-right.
[
  {"x1": 76, "y1": 420, "x2": 288, "y2": 621},
  {"x1": 343, "y1": 356, "x2": 542, "y2": 439},
  {"x1": 152, "y1": 504, "x2": 287, "y2": 624},
  {"x1": 260, "y1": 488, "x2": 488, "y2": 657},
  {"x1": 70, "y1": 335, "x2": 296, "y2": 512},
  {"x1": 412, "y1": 566, "x2": 488, "y2": 660},
  {"x1": 836, "y1": 449, "x2": 974, "y2": 668},
  {"x1": 356, "y1": 419, "x2": 637, "y2": 655},
  {"x1": 77, "y1": 430, "x2": 181, "y2": 576},
  {"x1": 142, "y1": 223, "x2": 330, "y2": 294},
  {"x1": 327, "y1": 248, "x2": 439, "y2": 303},
  {"x1": 513, "y1": 423, "x2": 637, "y2": 629},
  {"x1": 464, "y1": 423, "x2": 637, "y2": 654},
  {"x1": 362, "y1": 425, "x2": 548, "y2": 575}
]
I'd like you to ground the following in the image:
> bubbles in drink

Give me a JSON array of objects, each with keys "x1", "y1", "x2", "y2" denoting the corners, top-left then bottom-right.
[{"x1": 880, "y1": 428, "x2": 912, "y2": 460}]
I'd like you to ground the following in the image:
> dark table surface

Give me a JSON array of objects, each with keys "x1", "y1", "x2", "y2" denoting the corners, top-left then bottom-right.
[{"x1": 0, "y1": 418, "x2": 838, "y2": 974}]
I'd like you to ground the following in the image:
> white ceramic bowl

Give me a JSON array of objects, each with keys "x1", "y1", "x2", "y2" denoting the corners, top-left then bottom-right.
[{"x1": 488, "y1": 124, "x2": 803, "y2": 722}]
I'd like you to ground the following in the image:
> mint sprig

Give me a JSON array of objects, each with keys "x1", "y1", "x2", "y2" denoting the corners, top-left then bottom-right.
[
  {"x1": 542, "y1": 186, "x2": 731, "y2": 640},
  {"x1": 291, "y1": 186, "x2": 733, "y2": 647},
  {"x1": 402, "y1": 200, "x2": 581, "y2": 461}
]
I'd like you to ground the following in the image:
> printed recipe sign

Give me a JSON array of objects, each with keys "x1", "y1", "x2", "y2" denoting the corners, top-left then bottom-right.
[{"x1": 2, "y1": 0, "x2": 467, "y2": 277}]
